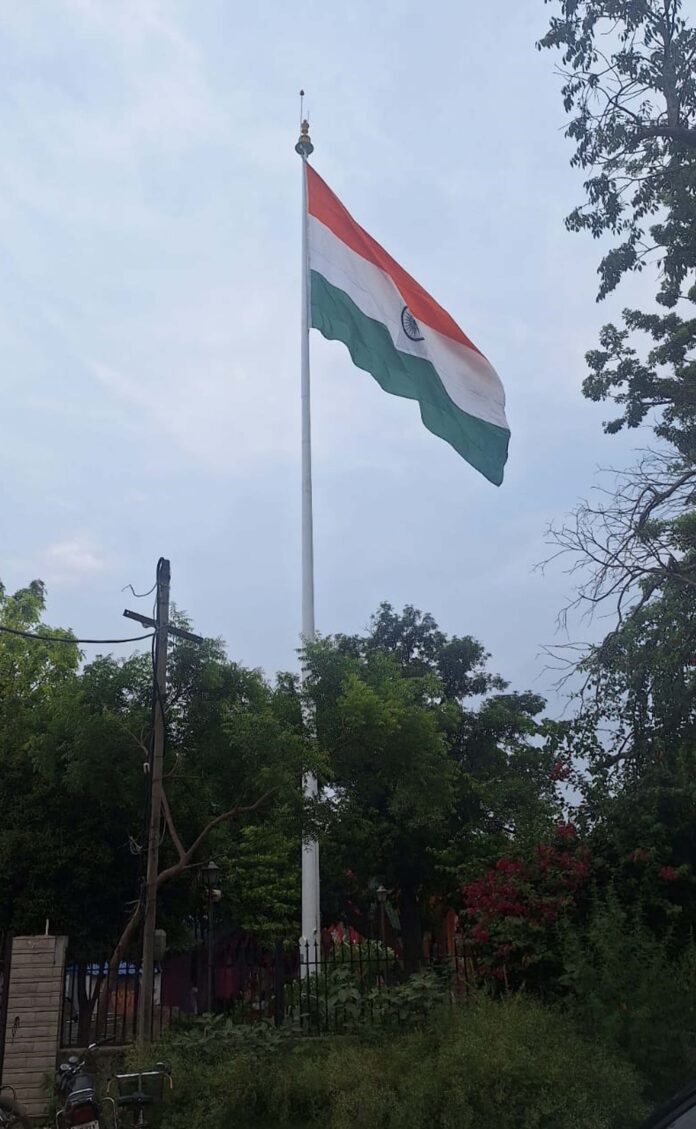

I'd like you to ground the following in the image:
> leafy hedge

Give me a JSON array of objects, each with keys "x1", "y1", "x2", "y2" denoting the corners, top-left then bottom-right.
[{"x1": 148, "y1": 994, "x2": 647, "y2": 1129}]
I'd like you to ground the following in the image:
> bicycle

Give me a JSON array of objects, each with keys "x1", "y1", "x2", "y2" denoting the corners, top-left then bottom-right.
[{"x1": 0, "y1": 1087, "x2": 31, "y2": 1129}]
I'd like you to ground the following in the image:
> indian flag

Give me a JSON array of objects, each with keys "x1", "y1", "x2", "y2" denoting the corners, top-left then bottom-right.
[{"x1": 306, "y1": 165, "x2": 510, "y2": 486}]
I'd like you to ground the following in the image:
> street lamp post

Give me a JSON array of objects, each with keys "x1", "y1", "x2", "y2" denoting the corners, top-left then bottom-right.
[
  {"x1": 376, "y1": 885, "x2": 388, "y2": 950},
  {"x1": 202, "y1": 859, "x2": 221, "y2": 1014}
]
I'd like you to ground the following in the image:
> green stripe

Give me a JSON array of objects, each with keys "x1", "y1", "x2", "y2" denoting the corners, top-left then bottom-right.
[{"x1": 310, "y1": 271, "x2": 509, "y2": 486}]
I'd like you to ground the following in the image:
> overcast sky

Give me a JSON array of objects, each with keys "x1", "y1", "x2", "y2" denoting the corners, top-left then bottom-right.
[{"x1": 0, "y1": 0, "x2": 651, "y2": 708}]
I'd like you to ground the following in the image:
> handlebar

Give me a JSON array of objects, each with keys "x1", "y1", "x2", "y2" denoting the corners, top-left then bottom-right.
[
  {"x1": 106, "y1": 1066, "x2": 173, "y2": 1098},
  {"x1": 59, "y1": 1037, "x2": 114, "y2": 1072}
]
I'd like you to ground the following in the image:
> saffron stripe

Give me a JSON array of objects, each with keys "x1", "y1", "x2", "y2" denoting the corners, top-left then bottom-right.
[
  {"x1": 308, "y1": 213, "x2": 508, "y2": 431},
  {"x1": 306, "y1": 164, "x2": 483, "y2": 355}
]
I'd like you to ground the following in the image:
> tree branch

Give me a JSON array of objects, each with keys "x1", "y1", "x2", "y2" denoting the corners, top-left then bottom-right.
[
  {"x1": 161, "y1": 786, "x2": 187, "y2": 863},
  {"x1": 634, "y1": 123, "x2": 696, "y2": 147},
  {"x1": 102, "y1": 787, "x2": 277, "y2": 1025},
  {"x1": 157, "y1": 788, "x2": 277, "y2": 888}
]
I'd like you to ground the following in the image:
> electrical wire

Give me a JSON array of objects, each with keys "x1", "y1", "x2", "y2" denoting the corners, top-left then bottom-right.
[
  {"x1": 0, "y1": 624, "x2": 154, "y2": 645},
  {"x1": 122, "y1": 580, "x2": 158, "y2": 599}
]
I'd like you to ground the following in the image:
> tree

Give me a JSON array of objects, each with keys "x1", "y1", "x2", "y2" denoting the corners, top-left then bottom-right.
[
  {"x1": 0, "y1": 579, "x2": 309, "y2": 1036},
  {"x1": 540, "y1": 1, "x2": 696, "y2": 627},
  {"x1": 303, "y1": 604, "x2": 563, "y2": 970},
  {"x1": 0, "y1": 580, "x2": 88, "y2": 940},
  {"x1": 555, "y1": 579, "x2": 696, "y2": 942},
  {"x1": 539, "y1": 0, "x2": 696, "y2": 302},
  {"x1": 538, "y1": 8, "x2": 696, "y2": 948}
]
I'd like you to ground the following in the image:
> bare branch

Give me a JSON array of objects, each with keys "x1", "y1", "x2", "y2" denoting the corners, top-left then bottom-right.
[
  {"x1": 183, "y1": 789, "x2": 277, "y2": 868},
  {"x1": 161, "y1": 786, "x2": 186, "y2": 862},
  {"x1": 542, "y1": 452, "x2": 696, "y2": 634}
]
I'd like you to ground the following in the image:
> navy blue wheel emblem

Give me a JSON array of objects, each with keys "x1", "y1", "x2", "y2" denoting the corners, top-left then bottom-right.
[{"x1": 401, "y1": 306, "x2": 424, "y2": 342}]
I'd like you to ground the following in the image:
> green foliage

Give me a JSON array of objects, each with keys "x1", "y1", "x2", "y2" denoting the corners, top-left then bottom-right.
[
  {"x1": 560, "y1": 890, "x2": 696, "y2": 1100},
  {"x1": 583, "y1": 308, "x2": 696, "y2": 457},
  {"x1": 539, "y1": 0, "x2": 696, "y2": 303},
  {"x1": 366, "y1": 969, "x2": 449, "y2": 1027},
  {"x1": 219, "y1": 820, "x2": 300, "y2": 945},
  {"x1": 283, "y1": 965, "x2": 448, "y2": 1033},
  {"x1": 1, "y1": 589, "x2": 559, "y2": 968},
  {"x1": 155, "y1": 1014, "x2": 288, "y2": 1057},
  {"x1": 148, "y1": 995, "x2": 647, "y2": 1129},
  {"x1": 540, "y1": 2, "x2": 696, "y2": 632},
  {"x1": 461, "y1": 826, "x2": 590, "y2": 990},
  {"x1": 559, "y1": 576, "x2": 696, "y2": 946},
  {"x1": 301, "y1": 604, "x2": 561, "y2": 965},
  {"x1": 0, "y1": 580, "x2": 308, "y2": 954}
]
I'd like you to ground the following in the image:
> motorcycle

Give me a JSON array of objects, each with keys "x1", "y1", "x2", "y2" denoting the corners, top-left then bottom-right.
[{"x1": 55, "y1": 1044, "x2": 106, "y2": 1129}]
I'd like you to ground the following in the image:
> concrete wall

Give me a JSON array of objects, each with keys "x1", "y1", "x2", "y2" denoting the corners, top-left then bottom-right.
[{"x1": 2, "y1": 935, "x2": 67, "y2": 1121}]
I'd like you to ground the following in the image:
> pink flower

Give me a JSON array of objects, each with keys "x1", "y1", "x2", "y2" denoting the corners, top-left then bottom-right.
[{"x1": 659, "y1": 865, "x2": 677, "y2": 881}]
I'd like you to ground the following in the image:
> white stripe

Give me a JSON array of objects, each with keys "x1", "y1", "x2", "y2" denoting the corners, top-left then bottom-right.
[{"x1": 308, "y1": 215, "x2": 509, "y2": 432}]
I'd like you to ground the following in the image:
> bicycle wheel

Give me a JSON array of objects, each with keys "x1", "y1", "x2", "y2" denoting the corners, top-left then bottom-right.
[{"x1": 0, "y1": 1096, "x2": 32, "y2": 1129}]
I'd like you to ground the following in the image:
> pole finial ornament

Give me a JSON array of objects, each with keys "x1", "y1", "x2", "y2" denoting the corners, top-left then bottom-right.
[
  {"x1": 295, "y1": 119, "x2": 314, "y2": 158},
  {"x1": 295, "y1": 91, "x2": 314, "y2": 158}
]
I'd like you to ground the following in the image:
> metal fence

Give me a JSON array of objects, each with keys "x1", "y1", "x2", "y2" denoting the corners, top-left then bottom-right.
[
  {"x1": 191, "y1": 935, "x2": 473, "y2": 1033},
  {"x1": 61, "y1": 960, "x2": 176, "y2": 1048},
  {"x1": 61, "y1": 936, "x2": 474, "y2": 1045},
  {"x1": 283, "y1": 937, "x2": 473, "y2": 1033}
]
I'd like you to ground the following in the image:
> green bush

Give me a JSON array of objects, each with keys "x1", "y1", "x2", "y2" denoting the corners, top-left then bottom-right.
[
  {"x1": 150, "y1": 994, "x2": 647, "y2": 1129},
  {"x1": 559, "y1": 890, "x2": 696, "y2": 1101},
  {"x1": 284, "y1": 965, "x2": 449, "y2": 1032}
]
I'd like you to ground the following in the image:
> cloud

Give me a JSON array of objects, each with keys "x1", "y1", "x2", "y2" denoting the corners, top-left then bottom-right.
[{"x1": 40, "y1": 537, "x2": 108, "y2": 585}]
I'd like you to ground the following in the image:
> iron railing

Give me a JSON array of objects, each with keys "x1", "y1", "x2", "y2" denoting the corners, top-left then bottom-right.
[
  {"x1": 206, "y1": 937, "x2": 473, "y2": 1033},
  {"x1": 61, "y1": 960, "x2": 176, "y2": 1048},
  {"x1": 61, "y1": 936, "x2": 474, "y2": 1045}
]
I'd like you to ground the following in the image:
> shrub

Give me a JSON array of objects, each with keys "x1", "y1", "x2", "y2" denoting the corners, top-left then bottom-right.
[
  {"x1": 285, "y1": 965, "x2": 449, "y2": 1033},
  {"x1": 559, "y1": 890, "x2": 696, "y2": 1101},
  {"x1": 149, "y1": 993, "x2": 647, "y2": 1129},
  {"x1": 461, "y1": 824, "x2": 590, "y2": 990}
]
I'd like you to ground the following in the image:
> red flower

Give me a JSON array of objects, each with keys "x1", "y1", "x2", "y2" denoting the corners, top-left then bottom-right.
[
  {"x1": 659, "y1": 865, "x2": 677, "y2": 881},
  {"x1": 495, "y1": 943, "x2": 516, "y2": 958},
  {"x1": 550, "y1": 760, "x2": 570, "y2": 782},
  {"x1": 470, "y1": 924, "x2": 490, "y2": 943},
  {"x1": 555, "y1": 821, "x2": 577, "y2": 840},
  {"x1": 496, "y1": 857, "x2": 524, "y2": 875}
]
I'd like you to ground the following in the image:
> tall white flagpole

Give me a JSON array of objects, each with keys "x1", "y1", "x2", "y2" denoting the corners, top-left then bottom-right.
[{"x1": 295, "y1": 103, "x2": 321, "y2": 952}]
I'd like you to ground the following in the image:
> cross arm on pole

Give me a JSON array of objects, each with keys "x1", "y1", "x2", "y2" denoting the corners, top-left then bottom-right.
[{"x1": 122, "y1": 608, "x2": 204, "y2": 645}]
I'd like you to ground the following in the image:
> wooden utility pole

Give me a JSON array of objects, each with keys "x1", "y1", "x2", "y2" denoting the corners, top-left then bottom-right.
[
  {"x1": 138, "y1": 557, "x2": 169, "y2": 1042},
  {"x1": 124, "y1": 558, "x2": 202, "y2": 1043}
]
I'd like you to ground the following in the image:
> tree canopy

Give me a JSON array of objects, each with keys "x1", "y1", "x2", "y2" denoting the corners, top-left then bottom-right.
[{"x1": 302, "y1": 603, "x2": 561, "y2": 968}]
